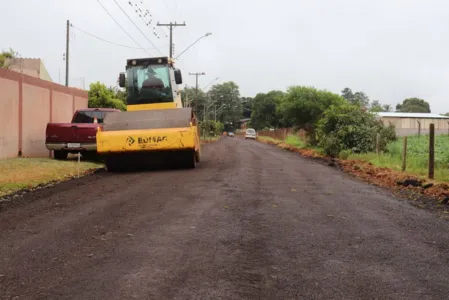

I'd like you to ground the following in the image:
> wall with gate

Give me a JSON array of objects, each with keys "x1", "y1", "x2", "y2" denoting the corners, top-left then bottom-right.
[{"x1": 0, "y1": 68, "x2": 88, "y2": 159}]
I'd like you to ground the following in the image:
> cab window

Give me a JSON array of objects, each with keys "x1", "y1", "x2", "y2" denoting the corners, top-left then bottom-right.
[{"x1": 72, "y1": 111, "x2": 106, "y2": 123}]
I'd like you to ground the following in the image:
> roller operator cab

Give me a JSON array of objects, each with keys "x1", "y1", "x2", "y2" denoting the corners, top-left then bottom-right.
[{"x1": 96, "y1": 57, "x2": 201, "y2": 172}]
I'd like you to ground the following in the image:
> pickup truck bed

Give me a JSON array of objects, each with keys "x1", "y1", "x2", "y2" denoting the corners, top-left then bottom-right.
[{"x1": 45, "y1": 108, "x2": 121, "y2": 159}]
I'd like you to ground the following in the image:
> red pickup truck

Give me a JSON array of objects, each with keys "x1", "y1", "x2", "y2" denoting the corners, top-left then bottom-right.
[{"x1": 45, "y1": 108, "x2": 121, "y2": 160}]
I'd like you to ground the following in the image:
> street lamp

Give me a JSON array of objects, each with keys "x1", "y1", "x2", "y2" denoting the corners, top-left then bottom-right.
[
  {"x1": 175, "y1": 32, "x2": 212, "y2": 60},
  {"x1": 213, "y1": 104, "x2": 227, "y2": 122},
  {"x1": 204, "y1": 95, "x2": 224, "y2": 123},
  {"x1": 203, "y1": 77, "x2": 219, "y2": 91}
]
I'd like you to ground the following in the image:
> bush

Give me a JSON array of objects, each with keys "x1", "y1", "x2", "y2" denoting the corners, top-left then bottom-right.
[
  {"x1": 199, "y1": 120, "x2": 224, "y2": 136},
  {"x1": 280, "y1": 86, "x2": 346, "y2": 145},
  {"x1": 339, "y1": 150, "x2": 350, "y2": 160},
  {"x1": 378, "y1": 124, "x2": 396, "y2": 151},
  {"x1": 316, "y1": 104, "x2": 396, "y2": 154},
  {"x1": 322, "y1": 135, "x2": 342, "y2": 158}
]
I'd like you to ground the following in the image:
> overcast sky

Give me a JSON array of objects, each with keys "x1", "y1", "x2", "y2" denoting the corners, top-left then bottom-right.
[{"x1": 2, "y1": 0, "x2": 449, "y2": 113}]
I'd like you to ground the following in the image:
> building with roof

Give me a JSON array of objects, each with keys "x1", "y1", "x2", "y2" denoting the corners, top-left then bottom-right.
[
  {"x1": 5, "y1": 58, "x2": 52, "y2": 82},
  {"x1": 375, "y1": 112, "x2": 449, "y2": 136},
  {"x1": 238, "y1": 118, "x2": 251, "y2": 129}
]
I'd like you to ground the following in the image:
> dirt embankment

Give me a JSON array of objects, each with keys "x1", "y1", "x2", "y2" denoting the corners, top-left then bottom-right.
[{"x1": 257, "y1": 137, "x2": 449, "y2": 211}]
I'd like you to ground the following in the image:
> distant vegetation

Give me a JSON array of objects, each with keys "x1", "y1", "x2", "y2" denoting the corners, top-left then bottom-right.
[
  {"x1": 0, "y1": 48, "x2": 19, "y2": 69},
  {"x1": 85, "y1": 69, "x2": 432, "y2": 147},
  {"x1": 88, "y1": 82, "x2": 127, "y2": 111},
  {"x1": 396, "y1": 97, "x2": 431, "y2": 113}
]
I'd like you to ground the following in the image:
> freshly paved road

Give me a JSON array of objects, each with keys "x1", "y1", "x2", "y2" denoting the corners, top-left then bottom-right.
[{"x1": 2, "y1": 137, "x2": 449, "y2": 300}]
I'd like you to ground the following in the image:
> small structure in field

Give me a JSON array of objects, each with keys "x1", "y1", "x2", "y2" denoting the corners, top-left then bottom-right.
[{"x1": 375, "y1": 112, "x2": 449, "y2": 136}]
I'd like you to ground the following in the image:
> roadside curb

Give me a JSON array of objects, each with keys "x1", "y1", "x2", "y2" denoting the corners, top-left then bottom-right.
[{"x1": 256, "y1": 137, "x2": 449, "y2": 216}]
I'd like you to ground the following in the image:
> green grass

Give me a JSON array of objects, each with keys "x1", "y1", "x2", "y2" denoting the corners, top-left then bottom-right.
[
  {"x1": 258, "y1": 135, "x2": 305, "y2": 147},
  {"x1": 285, "y1": 135, "x2": 307, "y2": 148},
  {"x1": 0, "y1": 157, "x2": 103, "y2": 197},
  {"x1": 258, "y1": 134, "x2": 325, "y2": 154},
  {"x1": 257, "y1": 136, "x2": 279, "y2": 142},
  {"x1": 349, "y1": 134, "x2": 449, "y2": 182},
  {"x1": 201, "y1": 135, "x2": 220, "y2": 142}
]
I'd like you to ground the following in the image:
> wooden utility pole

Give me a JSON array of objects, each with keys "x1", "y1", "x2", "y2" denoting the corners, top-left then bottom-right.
[
  {"x1": 376, "y1": 133, "x2": 381, "y2": 155},
  {"x1": 157, "y1": 21, "x2": 186, "y2": 59},
  {"x1": 65, "y1": 20, "x2": 70, "y2": 87},
  {"x1": 429, "y1": 123, "x2": 435, "y2": 179},
  {"x1": 189, "y1": 72, "x2": 206, "y2": 118},
  {"x1": 402, "y1": 136, "x2": 407, "y2": 172},
  {"x1": 417, "y1": 121, "x2": 421, "y2": 139}
]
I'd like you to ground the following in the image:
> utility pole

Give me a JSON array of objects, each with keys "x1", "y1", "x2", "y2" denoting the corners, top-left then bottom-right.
[
  {"x1": 189, "y1": 72, "x2": 206, "y2": 118},
  {"x1": 157, "y1": 21, "x2": 186, "y2": 58},
  {"x1": 65, "y1": 20, "x2": 70, "y2": 87}
]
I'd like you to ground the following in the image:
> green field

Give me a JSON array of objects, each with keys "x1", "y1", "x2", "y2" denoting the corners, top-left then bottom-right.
[{"x1": 350, "y1": 135, "x2": 449, "y2": 181}]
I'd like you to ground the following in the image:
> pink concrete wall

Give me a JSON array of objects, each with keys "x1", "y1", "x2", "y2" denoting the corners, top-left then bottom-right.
[
  {"x1": 0, "y1": 77, "x2": 19, "y2": 158},
  {"x1": 74, "y1": 96, "x2": 88, "y2": 113},
  {"x1": 0, "y1": 68, "x2": 88, "y2": 159},
  {"x1": 22, "y1": 84, "x2": 50, "y2": 157},
  {"x1": 52, "y1": 91, "x2": 74, "y2": 123}
]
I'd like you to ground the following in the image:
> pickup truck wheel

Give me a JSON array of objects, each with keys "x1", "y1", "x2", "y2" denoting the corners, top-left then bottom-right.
[{"x1": 53, "y1": 150, "x2": 68, "y2": 160}]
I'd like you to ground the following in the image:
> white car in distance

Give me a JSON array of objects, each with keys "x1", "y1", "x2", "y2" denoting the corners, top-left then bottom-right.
[{"x1": 245, "y1": 128, "x2": 257, "y2": 140}]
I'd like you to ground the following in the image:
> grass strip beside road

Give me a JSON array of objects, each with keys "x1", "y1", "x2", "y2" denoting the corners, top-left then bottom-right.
[
  {"x1": 201, "y1": 136, "x2": 221, "y2": 143},
  {"x1": 0, "y1": 157, "x2": 103, "y2": 197}
]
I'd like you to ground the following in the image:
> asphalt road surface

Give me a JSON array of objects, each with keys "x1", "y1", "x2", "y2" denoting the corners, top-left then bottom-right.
[{"x1": 2, "y1": 137, "x2": 449, "y2": 300}]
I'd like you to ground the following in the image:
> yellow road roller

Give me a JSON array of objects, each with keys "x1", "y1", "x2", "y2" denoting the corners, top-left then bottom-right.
[{"x1": 96, "y1": 56, "x2": 201, "y2": 171}]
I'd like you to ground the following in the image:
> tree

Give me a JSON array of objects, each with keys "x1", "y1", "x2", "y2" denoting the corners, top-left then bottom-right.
[
  {"x1": 181, "y1": 86, "x2": 208, "y2": 120},
  {"x1": 316, "y1": 104, "x2": 396, "y2": 156},
  {"x1": 341, "y1": 87, "x2": 370, "y2": 108},
  {"x1": 109, "y1": 86, "x2": 127, "y2": 104},
  {"x1": 396, "y1": 98, "x2": 430, "y2": 113},
  {"x1": 341, "y1": 88, "x2": 354, "y2": 103},
  {"x1": 382, "y1": 104, "x2": 393, "y2": 112},
  {"x1": 241, "y1": 97, "x2": 253, "y2": 118},
  {"x1": 280, "y1": 86, "x2": 346, "y2": 143},
  {"x1": 353, "y1": 91, "x2": 370, "y2": 108},
  {"x1": 370, "y1": 100, "x2": 383, "y2": 112},
  {"x1": 369, "y1": 100, "x2": 393, "y2": 113},
  {"x1": 250, "y1": 91, "x2": 284, "y2": 130},
  {"x1": 207, "y1": 81, "x2": 242, "y2": 129},
  {"x1": 0, "y1": 48, "x2": 19, "y2": 68},
  {"x1": 88, "y1": 82, "x2": 126, "y2": 111}
]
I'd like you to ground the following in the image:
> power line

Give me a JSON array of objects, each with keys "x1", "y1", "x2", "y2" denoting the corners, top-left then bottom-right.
[
  {"x1": 157, "y1": 21, "x2": 186, "y2": 58},
  {"x1": 95, "y1": 0, "x2": 150, "y2": 54},
  {"x1": 71, "y1": 24, "x2": 149, "y2": 50},
  {"x1": 128, "y1": 0, "x2": 168, "y2": 39},
  {"x1": 113, "y1": 0, "x2": 163, "y2": 55},
  {"x1": 160, "y1": 0, "x2": 173, "y2": 17}
]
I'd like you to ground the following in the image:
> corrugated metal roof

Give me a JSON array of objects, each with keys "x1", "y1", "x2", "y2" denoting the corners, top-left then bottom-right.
[{"x1": 375, "y1": 112, "x2": 449, "y2": 119}]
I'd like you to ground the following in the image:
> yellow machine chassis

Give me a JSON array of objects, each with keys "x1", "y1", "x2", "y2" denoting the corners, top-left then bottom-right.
[{"x1": 96, "y1": 124, "x2": 200, "y2": 153}]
